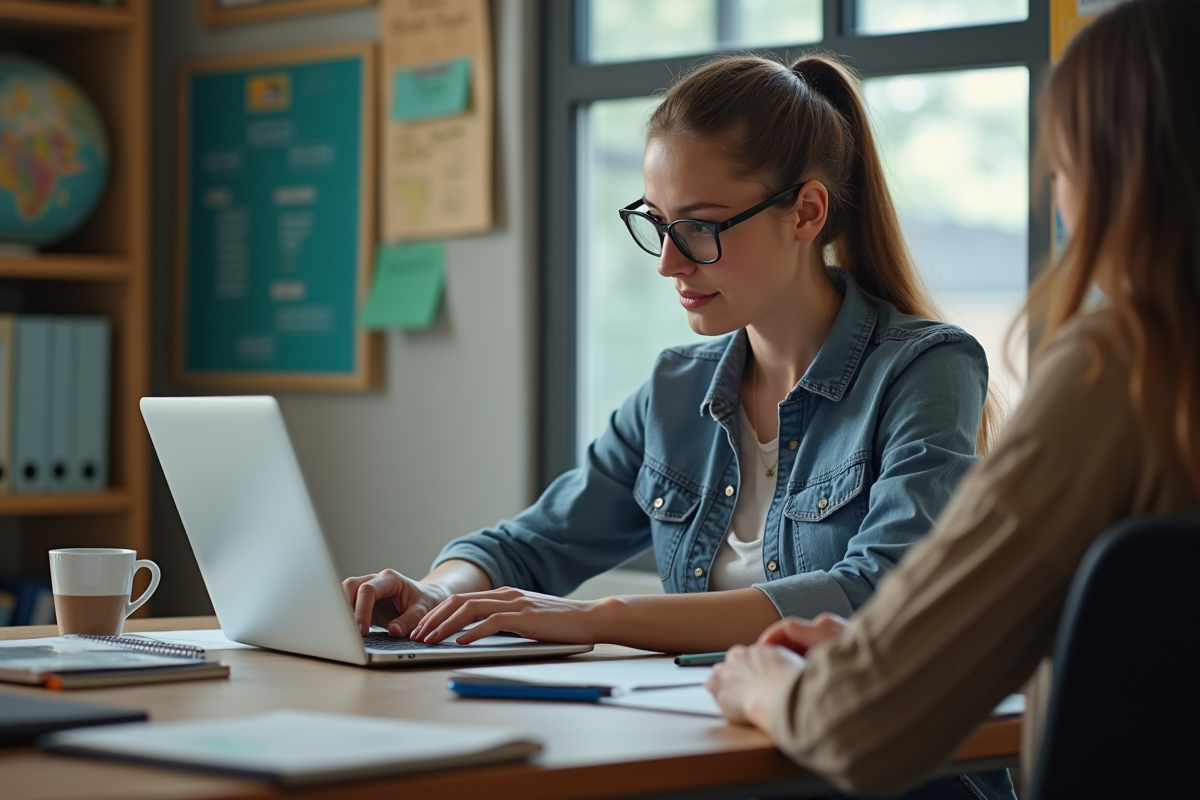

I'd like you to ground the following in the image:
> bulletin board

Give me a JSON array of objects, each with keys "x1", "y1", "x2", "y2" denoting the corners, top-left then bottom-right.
[
  {"x1": 174, "y1": 42, "x2": 380, "y2": 390},
  {"x1": 381, "y1": 0, "x2": 494, "y2": 241}
]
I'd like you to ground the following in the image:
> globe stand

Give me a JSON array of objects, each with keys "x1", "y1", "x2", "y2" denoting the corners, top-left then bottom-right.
[{"x1": 0, "y1": 243, "x2": 35, "y2": 257}]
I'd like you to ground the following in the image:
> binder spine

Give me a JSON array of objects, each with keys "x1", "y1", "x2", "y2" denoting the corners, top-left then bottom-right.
[
  {"x1": 48, "y1": 318, "x2": 78, "y2": 492},
  {"x1": 13, "y1": 317, "x2": 51, "y2": 493},
  {"x1": 0, "y1": 314, "x2": 14, "y2": 494},
  {"x1": 74, "y1": 318, "x2": 111, "y2": 492}
]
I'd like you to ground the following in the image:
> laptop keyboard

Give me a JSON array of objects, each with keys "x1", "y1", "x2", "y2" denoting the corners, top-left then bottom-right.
[{"x1": 363, "y1": 633, "x2": 459, "y2": 651}]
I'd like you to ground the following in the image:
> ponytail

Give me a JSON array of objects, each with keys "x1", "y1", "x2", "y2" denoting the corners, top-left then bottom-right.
[
  {"x1": 649, "y1": 54, "x2": 999, "y2": 453},
  {"x1": 789, "y1": 58, "x2": 935, "y2": 323}
]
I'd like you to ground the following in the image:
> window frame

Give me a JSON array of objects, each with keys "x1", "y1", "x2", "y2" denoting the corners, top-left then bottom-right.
[{"x1": 538, "y1": 0, "x2": 1051, "y2": 491}]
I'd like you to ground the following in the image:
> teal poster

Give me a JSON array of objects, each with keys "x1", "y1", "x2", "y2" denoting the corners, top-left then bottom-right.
[{"x1": 181, "y1": 52, "x2": 367, "y2": 380}]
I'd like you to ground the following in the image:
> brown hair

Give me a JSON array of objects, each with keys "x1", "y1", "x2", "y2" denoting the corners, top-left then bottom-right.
[
  {"x1": 647, "y1": 53, "x2": 999, "y2": 453},
  {"x1": 1032, "y1": 0, "x2": 1200, "y2": 487}
]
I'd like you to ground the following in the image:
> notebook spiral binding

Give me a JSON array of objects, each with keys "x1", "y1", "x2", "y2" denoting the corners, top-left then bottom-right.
[{"x1": 64, "y1": 634, "x2": 205, "y2": 660}]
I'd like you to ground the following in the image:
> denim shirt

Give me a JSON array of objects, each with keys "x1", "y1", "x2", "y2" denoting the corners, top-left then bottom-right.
[{"x1": 436, "y1": 269, "x2": 988, "y2": 620}]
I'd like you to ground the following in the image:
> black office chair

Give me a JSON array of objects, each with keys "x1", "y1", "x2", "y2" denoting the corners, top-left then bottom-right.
[{"x1": 1027, "y1": 515, "x2": 1200, "y2": 800}]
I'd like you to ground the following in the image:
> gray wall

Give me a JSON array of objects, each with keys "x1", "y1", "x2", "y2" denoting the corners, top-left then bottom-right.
[{"x1": 148, "y1": 0, "x2": 539, "y2": 615}]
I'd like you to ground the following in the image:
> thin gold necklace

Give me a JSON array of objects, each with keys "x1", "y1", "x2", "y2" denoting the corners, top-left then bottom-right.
[{"x1": 750, "y1": 359, "x2": 776, "y2": 478}]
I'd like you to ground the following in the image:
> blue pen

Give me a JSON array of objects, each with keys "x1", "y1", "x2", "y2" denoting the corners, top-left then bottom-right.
[{"x1": 447, "y1": 679, "x2": 610, "y2": 702}]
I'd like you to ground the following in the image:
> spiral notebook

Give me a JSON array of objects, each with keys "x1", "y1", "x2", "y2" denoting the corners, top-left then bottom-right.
[
  {"x1": 0, "y1": 635, "x2": 229, "y2": 690},
  {"x1": 64, "y1": 634, "x2": 208, "y2": 660}
]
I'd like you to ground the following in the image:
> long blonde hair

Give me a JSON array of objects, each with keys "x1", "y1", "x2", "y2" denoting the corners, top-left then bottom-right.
[
  {"x1": 648, "y1": 54, "x2": 999, "y2": 453},
  {"x1": 1031, "y1": 0, "x2": 1200, "y2": 487}
]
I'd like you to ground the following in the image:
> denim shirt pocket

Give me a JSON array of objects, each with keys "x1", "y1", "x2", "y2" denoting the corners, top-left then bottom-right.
[
  {"x1": 783, "y1": 457, "x2": 868, "y2": 522},
  {"x1": 634, "y1": 463, "x2": 703, "y2": 580}
]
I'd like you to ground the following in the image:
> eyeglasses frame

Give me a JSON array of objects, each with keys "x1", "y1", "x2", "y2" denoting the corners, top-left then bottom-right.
[{"x1": 618, "y1": 184, "x2": 804, "y2": 265}]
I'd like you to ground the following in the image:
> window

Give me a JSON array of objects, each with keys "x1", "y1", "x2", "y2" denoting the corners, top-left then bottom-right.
[
  {"x1": 856, "y1": 0, "x2": 1027, "y2": 36},
  {"x1": 542, "y1": 1, "x2": 1049, "y2": 485},
  {"x1": 587, "y1": 0, "x2": 822, "y2": 63},
  {"x1": 865, "y1": 67, "x2": 1030, "y2": 408}
]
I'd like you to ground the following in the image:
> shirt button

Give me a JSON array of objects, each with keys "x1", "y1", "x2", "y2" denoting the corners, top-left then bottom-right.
[
  {"x1": 788, "y1": 440, "x2": 799, "y2": 450},
  {"x1": 653, "y1": 497, "x2": 664, "y2": 508},
  {"x1": 725, "y1": 485, "x2": 735, "y2": 497},
  {"x1": 817, "y1": 497, "x2": 829, "y2": 509},
  {"x1": 767, "y1": 560, "x2": 779, "y2": 572},
  {"x1": 694, "y1": 566, "x2": 704, "y2": 577}
]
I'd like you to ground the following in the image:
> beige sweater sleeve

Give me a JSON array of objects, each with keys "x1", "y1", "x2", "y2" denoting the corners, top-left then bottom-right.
[{"x1": 766, "y1": 316, "x2": 1159, "y2": 796}]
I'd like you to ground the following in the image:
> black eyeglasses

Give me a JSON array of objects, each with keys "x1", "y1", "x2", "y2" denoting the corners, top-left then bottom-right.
[{"x1": 619, "y1": 184, "x2": 802, "y2": 265}]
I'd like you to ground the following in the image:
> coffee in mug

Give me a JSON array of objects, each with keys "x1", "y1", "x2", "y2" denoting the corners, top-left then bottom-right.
[{"x1": 48, "y1": 549, "x2": 161, "y2": 636}]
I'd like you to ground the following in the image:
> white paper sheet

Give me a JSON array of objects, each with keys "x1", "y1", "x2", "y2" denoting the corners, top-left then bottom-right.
[
  {"x1": 602, "y1": 685, "x2": 723, "y2": 717},
  {"x1": 992, "y1": 693, "x2": 1026, "y2": 717},
  {"x1": 604, "y1": 688, "x2": 1028, "y2": 721},
  {"x1": 450, "y1": 658, "x2": 711, "y2": 692},
  {"x1": 123, "y1": 630, "x2": 257, "y2": 651}
]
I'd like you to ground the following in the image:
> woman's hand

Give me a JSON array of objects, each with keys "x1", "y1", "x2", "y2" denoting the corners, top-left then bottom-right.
[
  {"x1": 705, "y1": 614, "x2": 847, "y2": 727},
  {"x1": 342, "y1": 560, "x2": 493, "y2": 638},
  {"x1": 410, "y1": 587, "x2": 600, "y2": 645},
  {"x1": 341, "y1": 569, "x2": 452, "y2": 638}
]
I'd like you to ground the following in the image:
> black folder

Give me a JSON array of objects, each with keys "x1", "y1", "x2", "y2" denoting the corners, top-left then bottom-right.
[{"x1": 0, "y1": 690, "x2": 145, "y2": 746}]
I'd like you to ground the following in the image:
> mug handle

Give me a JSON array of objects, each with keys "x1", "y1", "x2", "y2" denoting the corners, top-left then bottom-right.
[{"x1": 124, "y1": 559, "x2": 162, "y2": 619}]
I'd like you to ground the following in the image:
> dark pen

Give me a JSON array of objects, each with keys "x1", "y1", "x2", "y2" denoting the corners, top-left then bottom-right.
[{"x1": 674, "y1": 651, "x2": 725, "y2": 666}]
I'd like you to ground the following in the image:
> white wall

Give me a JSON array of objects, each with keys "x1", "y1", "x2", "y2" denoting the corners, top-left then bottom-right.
[{"x1": 148, "y1": 0, "x2": 539, "y2": 614}]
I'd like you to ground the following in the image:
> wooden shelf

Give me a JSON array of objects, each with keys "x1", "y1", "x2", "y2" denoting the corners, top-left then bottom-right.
[
  {"x1": 0, "y1": 254, "x2": 132, "y2": 281},
  {"x1": 0, "y1": 490, "x2": 131, "y2": 516},
  {"x1": 0, "y1": 0, "x2": 149, "y2": 580},
  {"x1": 0, "y1": 0, "x2": 132, "y2": 34}
]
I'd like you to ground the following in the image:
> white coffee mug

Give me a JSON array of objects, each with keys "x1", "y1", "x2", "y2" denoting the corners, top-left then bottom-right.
[{"x1": 48, "y1": 548, "x2": 161, "y2": 636}]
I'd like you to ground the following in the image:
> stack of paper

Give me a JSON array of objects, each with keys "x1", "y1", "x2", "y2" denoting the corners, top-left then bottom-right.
[{"x1": 42, "y1": 710, "x2": 543, "y2": 786}]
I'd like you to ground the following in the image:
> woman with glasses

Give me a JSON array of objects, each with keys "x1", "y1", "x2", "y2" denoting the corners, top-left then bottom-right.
[
  {"x1": 705, "y1": 1, "x2": 1200, "y2": 796},
  {"x1": 345, "y1": 52, "x2": 1013, "y2": 798}
]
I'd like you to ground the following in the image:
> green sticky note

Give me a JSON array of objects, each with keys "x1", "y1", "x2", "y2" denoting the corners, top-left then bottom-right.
[
  {"x1": 391, "y1": 58, "x2": 471, "y2": 122},
  {"x1": 361, "y1": 243, "x2": 445, "y2": 330}
]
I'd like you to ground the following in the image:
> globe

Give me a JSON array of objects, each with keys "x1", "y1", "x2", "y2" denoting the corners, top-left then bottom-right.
[{"x1": 0, "y1": 54, "x2": 109, "y2": 251}]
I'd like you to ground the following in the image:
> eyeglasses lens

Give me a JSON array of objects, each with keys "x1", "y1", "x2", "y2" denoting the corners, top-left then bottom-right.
[
  {"x1": 627, "y1": 214, "x2": 664, "y2": 256},
  {"x1": 673, "y1": 222, "x2": 718, "y2": 263}
]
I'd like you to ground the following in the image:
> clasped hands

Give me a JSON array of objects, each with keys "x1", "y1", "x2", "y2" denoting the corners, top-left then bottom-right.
[{"x1": 341, "y1": 568, "x2": 601, "y2": 645}]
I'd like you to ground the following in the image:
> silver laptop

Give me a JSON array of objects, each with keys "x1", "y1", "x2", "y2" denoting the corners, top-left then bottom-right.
[{"x1": 140, "y1": 396, "x2": 592, "y2": 666}]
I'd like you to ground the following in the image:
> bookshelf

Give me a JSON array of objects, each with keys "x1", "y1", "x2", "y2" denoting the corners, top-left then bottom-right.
[{"x1": 0, "y1": 0, "x2": 149, "y2": 597}]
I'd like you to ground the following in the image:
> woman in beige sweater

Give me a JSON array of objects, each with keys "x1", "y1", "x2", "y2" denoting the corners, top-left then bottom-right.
[{"x1": 705, "y1": 0, "x2": 1200, "y2": 795}]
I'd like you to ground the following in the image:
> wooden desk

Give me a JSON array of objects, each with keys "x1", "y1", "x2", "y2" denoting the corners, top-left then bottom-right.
[{"x1": 2, "y1": 617, "x2": 1020, "y2": 800}]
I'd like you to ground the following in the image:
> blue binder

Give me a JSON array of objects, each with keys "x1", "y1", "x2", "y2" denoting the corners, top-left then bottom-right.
[
  {"x1": 73, "y1": 318, "x2": 111, "y2": 492},
  {"x1": 48, "y1": 318, "x2": 78, "y2": 492},
  {"x1": 0, "y1": 314, "x2": 14, "y2": 493},
  {"x1": 13, "y1": 317, "x2": 51, "y2": 493}
]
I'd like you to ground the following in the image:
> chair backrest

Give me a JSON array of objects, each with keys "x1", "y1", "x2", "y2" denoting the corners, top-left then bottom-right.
[{"x1": 1028, "y1": 515, "x2": 1200, "y2": 800}]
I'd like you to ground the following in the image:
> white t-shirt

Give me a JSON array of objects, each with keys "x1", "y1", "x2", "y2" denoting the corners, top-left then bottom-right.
[{"x1": 707, "y1": 405, "x2": 778, "y2": 592}]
